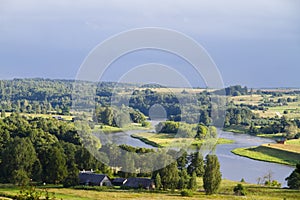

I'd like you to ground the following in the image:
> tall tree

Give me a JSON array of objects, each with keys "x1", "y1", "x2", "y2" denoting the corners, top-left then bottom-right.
[
  {"x1": 177, "y1": 149, "x2": 188, "y2": 170},
  {"x1": 40, "y1": 145, "x2": 67, "y2": 184},
  {"x1": 178, "y1": 169, "x2": 190, "y2": 189},
  {"x1": 0, "y1": 137, "x2": 38, "y2": 183},
  {"x1": 187, "y1": 152, "x2": 204, "y2": 177},
  {"x1": 160, "y1": 162, "x2": 180, "y2": 190},
  {"x1": 285, "y1": 163, "x2": 300, "y2": 189},
  {"x1": 188, "y1": 171, "x2": 197, "y2": 191},
  {"x1": 203, "y1": 155, "x2": 222, "y2": 195},
  {"x1": 155, "y1": 173, "x2": 162, "y2": 190}
]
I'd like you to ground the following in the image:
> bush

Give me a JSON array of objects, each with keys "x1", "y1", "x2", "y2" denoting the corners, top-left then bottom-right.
[
  {"x1": 233, "y1": 184, "x2": 247, "y2": 196},
  {"x1": 180, "y1": 190, "x2": 193, "y2": 197},
  {"x1": 141, "y1": 121, "x2": 151, "y2": 127},
  {"x1": 264, "y1": 180, "x2": 281, "y2": 187}
]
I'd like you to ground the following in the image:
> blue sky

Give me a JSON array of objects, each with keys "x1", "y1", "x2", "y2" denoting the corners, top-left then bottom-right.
[{"x1": 0, "y1": 0, "x2": 299, "y2": 88}]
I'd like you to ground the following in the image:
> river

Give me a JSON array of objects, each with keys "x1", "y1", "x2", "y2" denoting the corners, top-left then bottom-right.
[
  {"x1": 96, "y1": 127, "x2": 294, "y2": 187},
  {"x1": 217, "y1": 130, "x2": 294, "y2": 187}
]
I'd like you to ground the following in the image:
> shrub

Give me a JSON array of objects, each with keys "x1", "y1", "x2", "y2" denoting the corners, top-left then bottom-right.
[
  {"x1": 180, "y1": 190, "x2": 193, "y2": 197},
  {"x1": 233, "y1": 184, "x2": 247, "y2": 196}
]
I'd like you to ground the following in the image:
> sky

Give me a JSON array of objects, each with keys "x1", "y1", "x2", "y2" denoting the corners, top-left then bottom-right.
[{"x1": 0, "y1": 0, "x2": 299, "y2": 88}]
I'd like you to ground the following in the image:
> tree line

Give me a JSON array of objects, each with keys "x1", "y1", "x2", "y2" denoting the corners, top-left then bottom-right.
[{"x1": 0, "y1": 113, "x2": 110, "y2": 186}]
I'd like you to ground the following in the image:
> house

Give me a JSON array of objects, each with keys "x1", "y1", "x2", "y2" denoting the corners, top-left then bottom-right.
[
  {"x1": 123, "y1": 178, "x2": 155, "y2": 190},
  {"x1": 112, "y1": 178, "x2": 127, "y2": 186},
  {"x1": 79, "y1": 171, "x2": 112, "y2": 186},
  {"x1": 52, "y1": 116, "x2": 63, "y2": 120},
  {"x1": 276, "y1": 138, "x2": 286, "y2": 144}
]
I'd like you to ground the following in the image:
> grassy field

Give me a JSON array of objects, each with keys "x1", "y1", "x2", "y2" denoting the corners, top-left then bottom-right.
[
  {"x1": 94, "y1": 123, "x2": 151, "y2": 133},
  {"x1": 2, "y1": 112, "x2": 74, "y2": 121},
  {"x1": 230, "y1": 94, "x2": 264, "y2": 106},
  {"x1": 1, "y1": 179, "x2": 300, "y2": 200},
  {"x1": 231, "y1": 141, "x2": 300, "y2": 166},
  {"x1": 131, "y1": 132, "x2": 234, "y2": 148},
  {"x1": 256, "y1": 133, "x2": 285, "y2": 140},
  {"x1": 230, "y1": 93, "x2": 300, "y2": 119}
]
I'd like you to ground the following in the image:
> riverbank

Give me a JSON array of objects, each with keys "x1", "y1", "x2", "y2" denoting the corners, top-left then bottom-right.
[
  {"x1": 231, "y1": 139, "x2": 300, "y2": 166},
  {"x1": 223, "y1": 125, "x2": 285, "y2": 140},
  {"x1": 131, "y1": 132, "x2": 234, "y2": 148}
]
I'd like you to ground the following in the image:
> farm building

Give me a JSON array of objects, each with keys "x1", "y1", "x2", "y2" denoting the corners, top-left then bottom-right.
[
  {"x1": 79, "y1": 171, "x2": 112, "y2": 186},
  {"x1": 112, "y1": 178, "x2": 127, "y2": 186},
  {"x1": 123, "y1": 178, "x2": 155, "y2": 190}
]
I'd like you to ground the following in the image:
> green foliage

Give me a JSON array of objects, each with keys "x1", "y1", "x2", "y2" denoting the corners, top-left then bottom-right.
[
  {"x1": 0, "y1": 137, "x2": 38, "y2": 184},
  {"x1": 12, "y1": 169, "x2": 30, "y2": 186},
  {"x1": 195, "y1": 124, "x2": 208, "y2": 139},
  {"x1": 16, "y1": 186, "x2": 59, "y2": 200},
  {"x1": 0, "y1": 114, "x2": 106, "y2": 185},
  {"x1": 203, "y1": 155, "x2": 222, "y2": 195},
  {"x1": 180, "y1": 189, "x2": 193, "y2": 197},
  {"x1": 40, "y1": 144, "x2": 68, "y2": 184},
  {"x1": 178, "y1": 169, "x2": 190, "y2": 189},
  {"x1": 156, "y1": 121, "x2": 214, "y2": 138},
  {"x1": 94, "y1": 106, "x2": 147, "y2": 128},
  {"x1": 141, "y1": 121, "x2": 151, "y2": 127},
  {"x1": 214, "y1": 85, "x2": 248, "y2": 96},
  {"x1": 159, "y1": 162, "x2": 179, "y2": 191},
  {"x1": 177, "y1": 150, "x2": 188, "y2": 170},
  {"x1": 233, "y1": 183, "x2": 247, "y2": 196},
  {"x1": 187, "y1": 152, "x2": 204, "y2": 177},
  {"x1": 1, "y1": 110, "x2": 5, "y2": 118},
  {"x1": 187, "y1": 172, "x2": 197, "y2": 191},
  {"x1": 264, "y1": 180, "x2": 282, "y2": 187},
  {"x1": 286, "y1": 163, "x2": 300, "y2": 189},
  {"x1": 63, "y1": 161, "x2": 79, "y2": 188},
  {"x1": 155, "y1": 173, "x2": 162, "y2": 190}
]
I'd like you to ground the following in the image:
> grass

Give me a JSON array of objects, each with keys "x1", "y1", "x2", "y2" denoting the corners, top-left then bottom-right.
[
  {"x1": 263, "y1": 143, "x2": 300, "y2": 154},
  {"x1": 232, "y1": 144, "x2": 300, "y2": 166},
  {"x1": 94, "y1": 123, "x2": 151, "y2": 133},
  {"x1": 230, "y1": 94, "x2": 263, "y2": 106},
  {"x1": 3, "y1": 112, "x2": 74, "y2": 121},
  {"x1": 286, "y1": 138, "x2": 300, "y2": 145},
  {"x1": 256, "y1": 133, "x2": 285, "y2": 140},
  {"x1": 1, "y1": 179, "x2": 300, "y2": 200},
  {"x1": 229, "y1": 93, "x2": 300, "y2": 119},
  {"x1": 131, "y1": 132, "x2": 234, "y2": 148}
]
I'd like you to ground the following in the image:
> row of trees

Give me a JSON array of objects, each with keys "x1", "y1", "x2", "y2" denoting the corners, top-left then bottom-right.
[
  {"x1": 153, "y1": 153, "x2": 222, "y2": 194},
  {"x1": 155, "y1": 121, "x2": 217, "y2": 139},
  {"x1": 93, "y1": 106, "x2": 147, "y2": 127}
]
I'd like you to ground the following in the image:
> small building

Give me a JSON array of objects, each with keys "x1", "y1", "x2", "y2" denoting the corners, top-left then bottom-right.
[
  {"x1": 123, "y1": 178, "x2": 155, "y2": 190},
  {"x1": 112, "y1": 178, "x2": 127, "y2": 186},
  {"x1": 79, "y1": 172, "x2": 112, "y2": 186},
  {"x1": 276, "y1": 138, "x2": 286, "y2": 144},
  {"x1": 52, "y1": 116, "x2": 63, "y2": 120}
]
